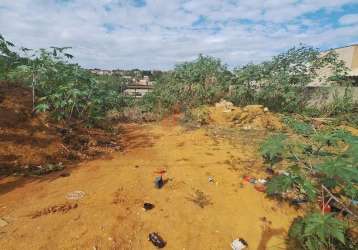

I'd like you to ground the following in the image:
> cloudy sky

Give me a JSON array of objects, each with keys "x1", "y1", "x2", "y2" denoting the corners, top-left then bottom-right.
[{"x1": 1, "y1": 0, "x2": 358, "y2": 69}]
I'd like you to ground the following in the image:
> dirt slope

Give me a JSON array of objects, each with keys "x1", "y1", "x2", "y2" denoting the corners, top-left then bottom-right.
[
  {"x1": 0, "y1": 120, "x2": 301, "y2": 249},
  {"x1": 0, "y1": 82, "x2": 120, "y2": 176},
  {"x1": 0, "y1": 82, "x2": 63, "y2": 174}
]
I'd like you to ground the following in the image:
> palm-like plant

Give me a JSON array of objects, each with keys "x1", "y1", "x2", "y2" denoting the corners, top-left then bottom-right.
[
  {"x1": 266, "y1": 171, "x2": 316, "y2": 201},
  {"x1": 260, "y1": 133, "x2": 287, "y2": 166},
  {"x1": 288, "y1": 213, "x2": 347, "y2": 250}
]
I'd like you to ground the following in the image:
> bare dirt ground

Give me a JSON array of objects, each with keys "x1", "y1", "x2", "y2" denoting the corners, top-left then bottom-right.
[{"x1": 0, "y1": 116, "x2": 301, "y2": 250}]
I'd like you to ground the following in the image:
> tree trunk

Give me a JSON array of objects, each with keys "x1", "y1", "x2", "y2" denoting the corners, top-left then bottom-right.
[{"x1": 32, "y1": 73, "x2": 35, "y2": 111}]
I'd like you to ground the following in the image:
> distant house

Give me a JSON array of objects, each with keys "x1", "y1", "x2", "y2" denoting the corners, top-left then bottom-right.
[
  {"x1": 89, "y1": 68, "x2": 113, "y2": 75},
  {"x1": 124, "y1": 75, "x2": 154, "y2": 97}
]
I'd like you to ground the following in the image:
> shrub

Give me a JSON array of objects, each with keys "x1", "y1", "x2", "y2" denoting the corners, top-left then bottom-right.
[
  {"x1": 260, "y1": 133, "x2": 287, "y2": 166},
  {"x1": 288, "y1": 213, "x2": 347, "y2": 250},
  {"x1": 283, "y1": 116, "x2": 314, "y2": 136},
  {"x1": 1, "y1": 34, "x2": 132, "y2": 124},
  {"x1": 229, "y1": 46, "x2": 349, "y2": 113},
  {"x1": 266, "y1": 171, "x2": 316, "y2": 201},
  {"x1": 142, "y1": 55, "x2": 232, "y2": 113},
  {"x1": 182, "y1": 106, "x2": 211, "y2": 126}
]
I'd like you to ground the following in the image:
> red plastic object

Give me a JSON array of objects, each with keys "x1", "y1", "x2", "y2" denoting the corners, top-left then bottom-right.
[
  {"x1": 254, "y1": 184, "x2": 267, "y2": 192},
  {"x1": 154, "y1": 170, "x2": 166, "y2": 176},
  {"x1": 320, "y1": 203, "x2": 331, "y2": 213},
  {"x1": 243, "y1": 176, "x2": 251, "y2": 182}
]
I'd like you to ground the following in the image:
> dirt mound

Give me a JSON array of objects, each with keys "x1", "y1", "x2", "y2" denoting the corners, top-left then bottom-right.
[
  {"x1": 232, "y1": 105, "x2": 284, "y2": 130},
  {"x1": 208, "y1": 102, "x2": 284, "y2": 130},
  {"x1": 0, "y1": 82, "x2": 120, "y2": 176}
]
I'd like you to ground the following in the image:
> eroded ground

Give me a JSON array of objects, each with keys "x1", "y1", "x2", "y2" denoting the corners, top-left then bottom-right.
[
  {"x1": 0, "y1": 118, "x2": 301, "y2": 250},
  {"x1": 0, "y1": 82, "x2": 121, "y2": 176}
]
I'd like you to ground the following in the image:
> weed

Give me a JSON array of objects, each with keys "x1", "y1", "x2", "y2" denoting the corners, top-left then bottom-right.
[{"x1": 187, "y1": 190, "x2": 212, "y2": 208}]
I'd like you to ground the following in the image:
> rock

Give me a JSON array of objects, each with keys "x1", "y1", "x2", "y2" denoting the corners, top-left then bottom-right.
[
  {"x1": 243, "y1": 105, "x2": 264, "y2": 114},
  {"x1": 0, "y1": 218, "x2": 8, "y2": 227},
  {"x1": 264, "y1": 107, "x2": 269, "y2": 112},
  {"x1": 215, "y1": 99, "x2": 234, "y2": 109}
]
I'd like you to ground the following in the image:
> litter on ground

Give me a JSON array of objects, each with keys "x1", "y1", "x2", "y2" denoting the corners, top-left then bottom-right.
[{"x1": 66, "y1": 191, "x2": 86, "y2": 200}]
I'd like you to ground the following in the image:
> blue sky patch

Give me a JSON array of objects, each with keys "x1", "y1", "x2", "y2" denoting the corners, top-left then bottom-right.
[
  {"x1": 103, "y1": 23, "x2": 115, "y2": 33},
  {"x1": 131, "y1": 0, "x2": 146, "y2": 8}
]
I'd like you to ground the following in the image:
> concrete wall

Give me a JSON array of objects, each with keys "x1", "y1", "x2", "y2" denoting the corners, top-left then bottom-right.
[
  {"x1": 306, "y1": 86, "x2": 358, "y2": 107},
  {"x1": 310, "y1": 45, "x2": 358, "y2": 86},
  {"x1": 124, "y1": 88, "x2": 151, "y2": 97},
  {"x1": 352, "y1": 46, "x2": 358, "y2": 72},
  {"x1": 335, "y1": 46, "x2": 355, "y2": 68}
]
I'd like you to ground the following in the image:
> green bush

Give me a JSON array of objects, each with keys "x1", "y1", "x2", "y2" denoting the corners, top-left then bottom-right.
[
  {"x1": 288, "y1": 213, "x2": 347, "y2": 250},
  {"x1": 260, "y1": 133, "x2": 287, "y2": 166},
  {"x1": 229, "y1": 46, "x2": 349, "y2": 113},
  {"x1": 283, "y1": 116, "x2": 314, "y2": 136},
  {"x1": 1, "y1": 34, "x2": 132, "y2": 124},
  {"x1": 142, "y1": 54, "x2": 232, "y2": 113}
]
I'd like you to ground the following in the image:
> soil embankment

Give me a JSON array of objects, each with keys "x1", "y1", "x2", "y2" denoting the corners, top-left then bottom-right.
[{"x1": 0, "y1": 82, "x2": 120, "y2": 176}]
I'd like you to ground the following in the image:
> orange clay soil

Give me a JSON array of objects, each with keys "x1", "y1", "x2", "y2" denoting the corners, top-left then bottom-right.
[
  {"x1": 0, "y1": 82, "x2": 121, "y2": 175},
  {"x1": 0, "y1": 118, "x2": 301, "y2": 250}
]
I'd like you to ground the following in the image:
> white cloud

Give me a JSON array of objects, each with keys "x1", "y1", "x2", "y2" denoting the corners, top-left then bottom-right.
[
  {"x1": 340, "y1": 14, "x2": 358, "y2": 25},
  {"x1": 0, "y1": 0, "x2": 357, "y2": 69}
]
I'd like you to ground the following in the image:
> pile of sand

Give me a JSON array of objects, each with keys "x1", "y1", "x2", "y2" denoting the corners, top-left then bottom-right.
[{"x1": 208, "y1": 101, "x2": 284, "y2": 130}]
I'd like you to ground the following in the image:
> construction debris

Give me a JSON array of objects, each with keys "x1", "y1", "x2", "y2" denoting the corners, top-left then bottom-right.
[{"x1": 231, "y1": 238, "x2": 248, "y2": 250}]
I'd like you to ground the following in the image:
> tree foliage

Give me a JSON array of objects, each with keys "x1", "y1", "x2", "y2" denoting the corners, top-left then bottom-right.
[{"x1": 0, "y1": 34, "x2": 24, "y2": 79}]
